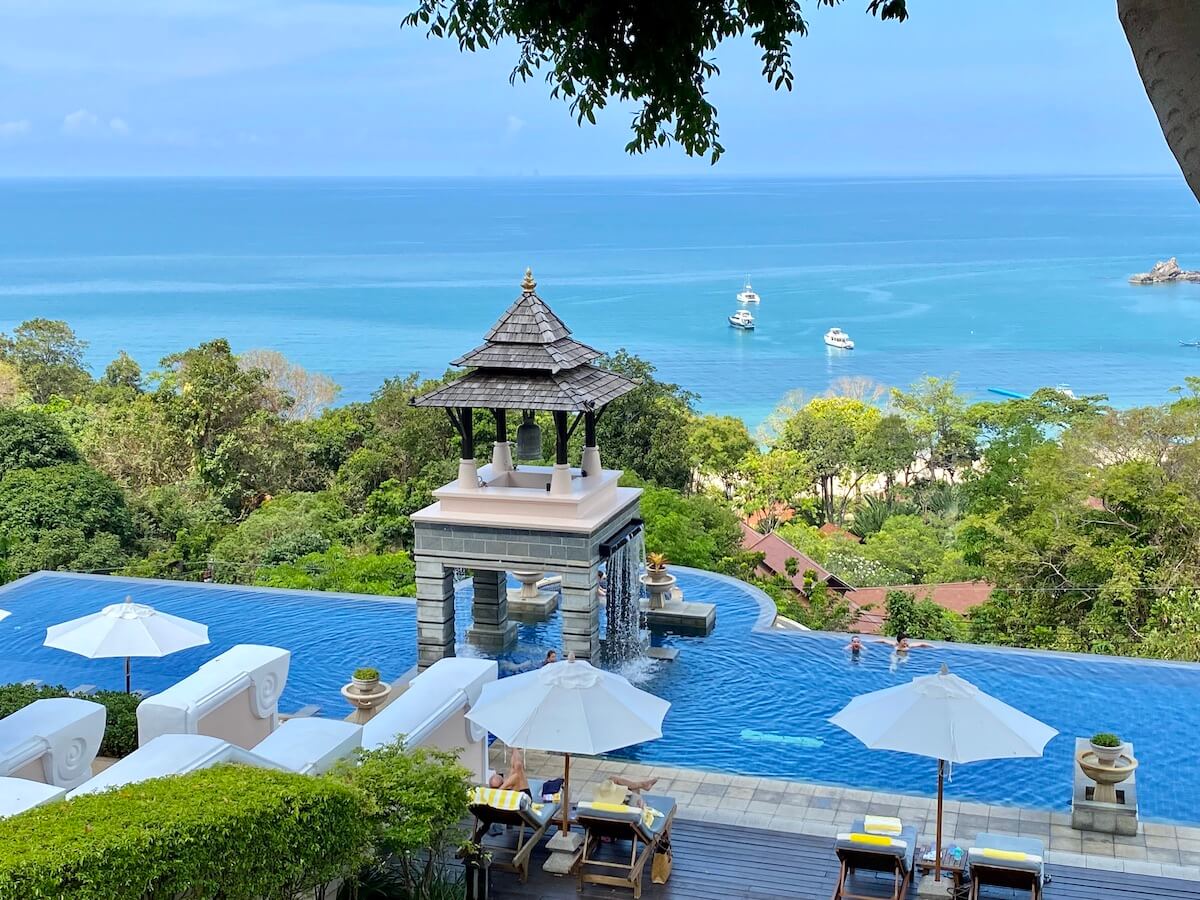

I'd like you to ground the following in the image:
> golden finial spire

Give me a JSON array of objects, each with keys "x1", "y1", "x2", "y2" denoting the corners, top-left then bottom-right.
[{"x1": 521, "y1": 267, "x2": 536, "y2": 292}]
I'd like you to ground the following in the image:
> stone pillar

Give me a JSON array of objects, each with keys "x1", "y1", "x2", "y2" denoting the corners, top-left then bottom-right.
[
  {"x1": 467, "y1": 569, "x2": 517, "y2": 651},
  {"x1": 560, "y1": 566, "x2": 601, "y2": 660},
  {"x1": 415, "y1": 558, "x2": 456, "y2": 670}
]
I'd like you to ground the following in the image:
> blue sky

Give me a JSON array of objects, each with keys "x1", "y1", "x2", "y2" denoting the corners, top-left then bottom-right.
[{"x1": 0, "y1": 0, "x2": 1181, "y2": 176}]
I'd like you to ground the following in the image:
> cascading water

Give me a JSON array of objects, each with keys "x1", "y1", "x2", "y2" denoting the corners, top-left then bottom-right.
[{"x1": 603, "y1": 529, "x2": 648, "y2": 667}]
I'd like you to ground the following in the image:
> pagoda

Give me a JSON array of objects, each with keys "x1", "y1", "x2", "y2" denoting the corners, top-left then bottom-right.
[{"x1": 410, "y1": 270, "x2": 644, "y2": 665}]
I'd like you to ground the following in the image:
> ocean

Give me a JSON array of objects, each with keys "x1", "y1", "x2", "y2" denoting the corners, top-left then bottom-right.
[{"x1": 2, "y1": 176, "x2": 1199, "y2": 425}]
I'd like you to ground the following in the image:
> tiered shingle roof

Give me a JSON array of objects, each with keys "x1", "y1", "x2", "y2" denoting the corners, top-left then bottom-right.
[{"x1": 413, "y1": 269, "x2": 638, "y2": 412}]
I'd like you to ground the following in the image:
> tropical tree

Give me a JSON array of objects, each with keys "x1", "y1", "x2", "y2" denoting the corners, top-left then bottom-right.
[
  {"x1": 0, "y1": 319, "x2": 91, "y2": 402},
  {"x1": 735, "y1": 447, "x2": 812, "y2": 530},
  {"x1": 238, "y1": 349, "x2": 342, "y2": 421},
  {"x1": 595, "y1": 350, "x2": 697, "y2": 489},
  {"x1": 687, "y1": 413, "x2": 757, "y2": 495},
  {"x1": 101, "y1": 351, "x2": 144, "y2": 392},
  {"x1": 890, "y1": 376, "x2": 978, "y2": 481},
  {"x1": 778, "y1": 395, "x2": 880, "y2": 522},
  {"x1": 0, "y1": 409, "x2": 82, "y2": 477}
]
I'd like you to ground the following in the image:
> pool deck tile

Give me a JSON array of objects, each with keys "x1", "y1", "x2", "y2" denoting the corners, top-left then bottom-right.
[{"x1": 497, "y1": 745, "x2": 1200, "y2": 880}]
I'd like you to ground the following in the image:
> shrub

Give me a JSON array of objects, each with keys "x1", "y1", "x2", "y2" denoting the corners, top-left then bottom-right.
[
  {"x1": 353, "y1": 667, "x2": 380, "y2": 681},
  {"x1": 1091, "y1": 732, "x2": 1122, "y2": 748},
  {"x1": 0, "y1": 765, "x2": 372, "y2": 900},
  {"x1": 330, "y1": 740, "x2": 471, "y2": 900},
  {"x1": 0, "y1": 683, "x2": 139, "y2": 757}
]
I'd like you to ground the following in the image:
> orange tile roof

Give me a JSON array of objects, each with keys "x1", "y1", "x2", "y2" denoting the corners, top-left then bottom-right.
[{"x1": 739, "y1": 523, "x2": 853, "y2": 593}]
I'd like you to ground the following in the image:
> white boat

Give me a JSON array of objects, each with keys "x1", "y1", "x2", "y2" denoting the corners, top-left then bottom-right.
[
  {"x1": 824, "y1": 327, "x2": 854, "y2": 349},
  {"x1": 737, "y1": 279, "x2": 761, "y2": 304},
  {"x1": 729, "y1": 309, "x2": 755, "y2": 330}
]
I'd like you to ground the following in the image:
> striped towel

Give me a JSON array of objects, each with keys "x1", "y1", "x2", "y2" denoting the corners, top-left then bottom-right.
[
  {"x1": 864, "y1": 815, "x2": 903, "y2": 836},
  {"x1": 470, "y1": 787, "x2": 528, "y2": 811}
]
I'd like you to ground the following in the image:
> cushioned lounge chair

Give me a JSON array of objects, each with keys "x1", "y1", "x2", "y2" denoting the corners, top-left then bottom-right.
[
  {"x1": 832, "y1": 817, "x2": 917, "y2": 900},
  {"x1": 468, "y1": 785, "x2": 561, "y2": 883},
  {"x1": 966, "y1": 832, "x2": 1045, "y2": 900},
  {"x1": 576, "y1": 793, "x2": 677, "y2": 899}
]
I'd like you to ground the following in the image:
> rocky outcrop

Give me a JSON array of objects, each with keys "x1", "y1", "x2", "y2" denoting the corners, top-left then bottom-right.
[{"x1": 1129, "y1": 257, "x2": 1200, "y2": 284}]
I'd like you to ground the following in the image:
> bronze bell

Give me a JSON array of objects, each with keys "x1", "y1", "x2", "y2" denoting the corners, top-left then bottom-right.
[{"x1": 515, "y1": 411, "x2": 543, "y2": 461}]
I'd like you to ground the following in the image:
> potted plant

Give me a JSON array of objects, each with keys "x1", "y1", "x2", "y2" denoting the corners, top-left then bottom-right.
[
  {"x1": 646, "y1": 552, "x2": 670, "y2": 581},
  {"x1": 1090, "y1": 731, "x2": 1125, "y2": 766},
  {"x1": 458, "y1": 839, "x2": 492, "y2": 900},
  {"x1": 352, "y1": 667, "x2": 381, "y2": 693}
]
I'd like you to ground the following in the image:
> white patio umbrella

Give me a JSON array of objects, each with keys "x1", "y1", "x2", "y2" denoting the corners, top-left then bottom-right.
[
  {"x1": 466, "y1": 655, "x2": 670, "y2": 835},
  {"x1": 44, "y1": 597, "x2": 209, "y2": 693},
  {"x1": 830, "y1": 664, "x2": 1056, "y2": 887}
]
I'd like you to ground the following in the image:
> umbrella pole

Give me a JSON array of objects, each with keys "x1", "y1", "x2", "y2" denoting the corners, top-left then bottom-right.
[
  {"x1": 934, "y1": 758, "x2": 944, "y2": 883},
  {"x1": 124, "y1": 656, "x2": 131, "y2": 694},
  {"x1": 561, "y1": 753, "x2": 571, "y2": 835}
]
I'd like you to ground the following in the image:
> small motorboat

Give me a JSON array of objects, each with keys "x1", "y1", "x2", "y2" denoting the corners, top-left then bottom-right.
[
  {"x1": 729, "y1": 309, "x2": 755, "y2": 330},
  {"x1": 824, "y1": 327, "x2": 854, "y2": 349},
  {"x1": 737, "y1": 279, "x2": 761, "y2": 303},
  {"x1": 1181, "y1": 339, "x2": 1200, "y2": 348}
]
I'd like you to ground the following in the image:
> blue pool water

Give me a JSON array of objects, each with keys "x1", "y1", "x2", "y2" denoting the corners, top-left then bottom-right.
[{"x1": 1, "y1": 569, "x2": 1197, "y2": 822}]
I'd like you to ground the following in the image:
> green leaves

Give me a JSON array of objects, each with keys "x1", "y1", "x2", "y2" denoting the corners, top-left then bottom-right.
[
  {"x1": 400, "y1": 1, "x2": 907, "y2": 161},
  {"x1": 0, "y1": 766, "x2": 372, "y2": 900}
]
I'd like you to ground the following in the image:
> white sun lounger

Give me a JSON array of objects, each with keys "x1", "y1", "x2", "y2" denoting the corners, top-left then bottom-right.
[
  {"x1": 361, "y1": 657, "x2": 497, "y2": 783},
  {"x1": 137, "y1": 644, "x2": 290, "y2": 749},
  {"x1": 69, "y1": 715, "x2": 364, "y2": 796},
  {"x1": 0, "y1": 697, "x2": 106, "y2": 790},
  {"x1": 68, "y1": 733, "x2": 282, "y2": 797},
  {"x1": 252, "y1": 717, "x2": 362, "y2": 775},
  {"x1": 0, "y1": 776, "x2": 67, "y2": 818}
]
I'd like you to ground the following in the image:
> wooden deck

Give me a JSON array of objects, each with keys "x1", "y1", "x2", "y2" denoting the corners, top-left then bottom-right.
[{"x1": 483, "y1": 818, "x2": 1200, "y2": 900}]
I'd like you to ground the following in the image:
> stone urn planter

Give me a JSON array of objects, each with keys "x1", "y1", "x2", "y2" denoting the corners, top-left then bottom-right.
[
  {"x1": 1077, "y1": 746, "x2": 1139, "y2": 805},
  {"x1": 342, "y1": 667, "x2": 391, "y2": 724},
  {"x1": 1089, "y1": 733, "x2": 1126, "y2": 767},
  {"x1": 351, "y1": 667, "x2": 381, "y2": 694},
  {"x1": 640, "y1": 554, "x2": 677, "y2": 610}
]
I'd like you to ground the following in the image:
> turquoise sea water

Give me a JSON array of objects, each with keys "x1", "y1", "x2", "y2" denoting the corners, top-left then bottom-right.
[{"x1": 2, "y1": 176, "x2": 1199, "y2": 423}]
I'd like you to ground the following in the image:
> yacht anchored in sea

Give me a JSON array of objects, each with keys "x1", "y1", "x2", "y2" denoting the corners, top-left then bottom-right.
[
  {"x1": 824, "y1": 327, "x2": 854, "y2": 349},
  {"x1": 729, "y1": 309, "x2": 755, "y2": 330},
  {"x1": 737, "y1": 279, "x2": 761, "y2": 303}
]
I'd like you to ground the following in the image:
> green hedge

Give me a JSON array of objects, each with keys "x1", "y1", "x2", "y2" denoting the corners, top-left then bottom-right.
[
  {"x1": 0, "y1": 765, "x2": 372, "y2": 900},
  {"x1": 0, "y1": 683, "x2": 139, "y2": 758}
]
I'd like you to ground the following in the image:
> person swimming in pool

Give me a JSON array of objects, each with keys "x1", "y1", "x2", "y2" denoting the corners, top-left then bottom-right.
[
  {"x1": 544, "y1": 649, "x2": 558, "y2": 666},
  {"x1": 846, "y1": 635, "x2": 865, "y2": 661},
  {"x1": 875, "y1": 632, "x2": 932, "y2": 670}
]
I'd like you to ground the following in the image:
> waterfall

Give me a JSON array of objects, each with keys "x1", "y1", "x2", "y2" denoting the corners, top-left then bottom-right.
[{"x1": 604, "y1": 529, "x2": 647, "y2": 664}]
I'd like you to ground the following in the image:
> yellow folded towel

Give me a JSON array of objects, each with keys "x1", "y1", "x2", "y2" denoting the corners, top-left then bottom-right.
[
  {"x1": 863, "y1": 815, "x2": 903, "y2": 836},
  {"x1": 980, "y1": 848, "x2": 1037, "y2": 863},
  {"x1": 848, "y1": 832, "x2": 897, "y2": 847},
  {"x1": 470, "y1": 787, "x2": 528, "y2": 811}
]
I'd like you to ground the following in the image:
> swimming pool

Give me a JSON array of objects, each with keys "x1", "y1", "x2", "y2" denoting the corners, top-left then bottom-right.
[{"x1": 0, "y1": 569, "x2": 1195, "y2": 823}]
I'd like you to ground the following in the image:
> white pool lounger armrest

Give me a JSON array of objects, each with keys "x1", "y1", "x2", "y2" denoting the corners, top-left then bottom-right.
[
  {"x1": 68, "y1": 733, "x2": 288, "y2": 798},
  {"x1": 361, "y1": 658, "x2": 497, "y2": 784},
  {"x1": 0, "y1": 776, "x2": 67, "y2": 818},
  {"x1": 0, "y1": 697, "x2": 106, "y2": 790},
  {"x1": 253, "y1": 717, "x2": 362, "y2": 775},
  {"x1": 137, "y1": 644, "x2": 290, "y2": 749}
]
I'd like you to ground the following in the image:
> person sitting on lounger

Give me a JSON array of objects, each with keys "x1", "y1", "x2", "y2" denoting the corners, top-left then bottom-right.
[
  {"x1": 488, "y1": 749, "x2": 532, "y2": 798},
  {"x1": 600, "y1": 774, "x2": 659, "y2": 809}
]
